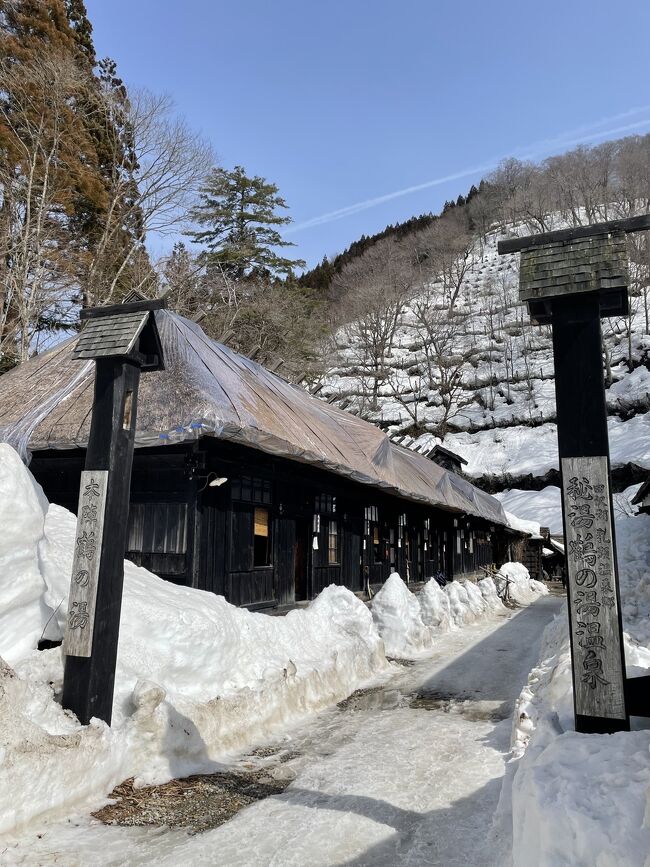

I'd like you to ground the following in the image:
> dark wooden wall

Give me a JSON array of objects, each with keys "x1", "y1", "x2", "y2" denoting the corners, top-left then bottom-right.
[{"x1": 31, "y1": 438, "x2": 506, "y2": 610}]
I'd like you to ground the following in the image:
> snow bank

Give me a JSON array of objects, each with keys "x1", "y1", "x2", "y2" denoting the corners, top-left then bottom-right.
[
  {"x1": 0, "y1": 445, "x2": 51, "y2": 664},
  {"x1": 497, "y1": 562, "x2": 548, "y2": 604},
  {"x1": 371, "y1": 572, "x2": 511, "y2": 659},
  {"x1": 498, "y1": 513, "x2": 650, "y2": 866},
  {"x1": 0, "y1": 657, "x2": 129, "y2": 834},
  {"x1": 418, "y1": 579, "x2": 453, "y2": 631},
  {"x1": 371, "y1": 573, "x2": 431, "y2": 657},
  {"x1": 0, "y1": 446, "x2": 388, "y2": 832},
  {"x1": 477, "y1": 575, "x2": 505, "y2": 611}
]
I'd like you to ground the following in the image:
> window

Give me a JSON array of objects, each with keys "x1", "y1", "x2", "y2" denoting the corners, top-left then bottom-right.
[
  {"x1": 253, "y1": 507, "x2": 271, "y2": 567},
  {"x1": 315, "y1": 494, "x2": 336, "y2": 514},
  {"x1": 364, "y1": 505, "x2": 378, "y2": 535},
  {"x1": 398, "y1": 513, "x2": 407, "y2": 549},
  {"x1": 127, "y1": 503, "x2": 187, "y2": 554},
  {"x1": 232, "y1": 476, "x2": 272, "y2": 504},
  {"x1": 328, "y1": 520, "x2": 339, "y2": 564}
]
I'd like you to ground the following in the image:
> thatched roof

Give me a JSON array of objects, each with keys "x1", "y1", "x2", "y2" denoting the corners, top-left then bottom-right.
[{"x1": 0, "y1": 310, "x2": 506, "y2": 525}]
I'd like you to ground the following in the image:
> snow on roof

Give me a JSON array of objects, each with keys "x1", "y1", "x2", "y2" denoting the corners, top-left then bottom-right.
[
  {"x1": 504, "y1": 509, "x2": 543, "y2": 539},
  {"x1": 0, "y1": 310, "x2": 507, "y2": 526},
  {"x1": 549, "y1": 537, "x2": 565, "y2": 554}
]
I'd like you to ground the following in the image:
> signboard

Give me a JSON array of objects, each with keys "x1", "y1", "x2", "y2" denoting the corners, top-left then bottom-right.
[
  {"x1": 561, "y1": 456, "x2": 626, "y2": 720},
  {"x1": 64, "y1": 470, "x2": 108, "y2": 658}
]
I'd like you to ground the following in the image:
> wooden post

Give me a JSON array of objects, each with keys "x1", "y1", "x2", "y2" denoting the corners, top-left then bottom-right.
[
  {"x1": 552, "y1": 293, "x2": 628, "y2": 733},
  {"x1": 62, "y1": 359, "x2": 140, "y2": 725},
  {"x1": 497, "y1": 218, "x2": 650, "y2": 734},
  {"x1": 61, "y1": 300, "x2": 164, "y2": 726}
]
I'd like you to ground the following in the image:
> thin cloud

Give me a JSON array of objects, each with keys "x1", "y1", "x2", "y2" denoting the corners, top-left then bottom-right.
[{"x1": 287, "y1": 108, "x2": 650, "y2": 234}]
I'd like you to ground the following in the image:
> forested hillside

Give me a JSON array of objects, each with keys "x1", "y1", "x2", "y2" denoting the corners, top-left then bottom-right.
[
  {"x1": 2, "y1": 2, "x2": 650, "y2": 500},
  {"x1": 312, "y1": 136, "x2": 650, "y2": 494}
]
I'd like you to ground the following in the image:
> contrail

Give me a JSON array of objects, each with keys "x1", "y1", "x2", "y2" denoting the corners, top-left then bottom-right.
[{"x1": 287, "y1": 108, "x2": 650, "y2": 234}]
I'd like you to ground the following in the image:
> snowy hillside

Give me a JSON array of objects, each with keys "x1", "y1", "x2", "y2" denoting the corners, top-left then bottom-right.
[{"x1": 320, "y1": 225, "x2": 650, "y2": 494}]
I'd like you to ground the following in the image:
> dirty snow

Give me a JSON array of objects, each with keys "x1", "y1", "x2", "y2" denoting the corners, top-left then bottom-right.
[{"x1": 2, "y1": 596, "x2": 563, "y2": 866}]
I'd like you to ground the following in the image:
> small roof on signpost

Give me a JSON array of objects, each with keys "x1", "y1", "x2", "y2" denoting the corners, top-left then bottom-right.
[
  {"x1": 498, "y1": 214, "x2": 650, "y2": 324},
  {"x1": 72, "y1": 299, "x2": 166, "y2": 371}
]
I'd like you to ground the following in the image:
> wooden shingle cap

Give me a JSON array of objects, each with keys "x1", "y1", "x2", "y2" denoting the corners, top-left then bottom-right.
[
  {"x1": 518, "y1": 231, "x2": 628, "y2": 324},
  {"x1": 73, "y1": 299, "x2": 165, "y2": 370},
  {"x1": 73, "y1": 311, "x2": 150, "y2": 360}
]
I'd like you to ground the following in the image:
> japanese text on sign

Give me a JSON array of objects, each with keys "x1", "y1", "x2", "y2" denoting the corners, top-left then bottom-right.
[
  {"x1": 63, "y1": 470, "x2": 108, "y2": 657},
  {"x1": 561, "y1": 456, "x2": 626, "y2": 720}
]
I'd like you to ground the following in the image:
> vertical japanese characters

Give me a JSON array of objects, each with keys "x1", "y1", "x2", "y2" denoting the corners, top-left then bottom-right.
[
  {"x1": 562, "y1": 456, "x2": 626, "y2": 720},
  {"x1": 64, "y1": 471, "x2": 109, "y2": 657}
]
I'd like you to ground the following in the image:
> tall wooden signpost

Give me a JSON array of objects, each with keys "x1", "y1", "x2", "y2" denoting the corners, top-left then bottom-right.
[
  {"x1": 499, "y1": 215, "x2": 650, "y2": 733},
  {"x1": 62, "y1": 299, "x2": 165, "y2": 726}
]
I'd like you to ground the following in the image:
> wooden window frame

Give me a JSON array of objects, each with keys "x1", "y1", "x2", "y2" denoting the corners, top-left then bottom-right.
[
  {"x1": 327, "y1": 519, "x2": 339, "y2": 565},
  {"x1": 252, "y1": 506, "x2": 272, "y2": 569}
]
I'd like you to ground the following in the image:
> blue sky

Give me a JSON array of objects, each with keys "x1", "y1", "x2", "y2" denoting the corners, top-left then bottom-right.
[{"x1": 85, "y1": 0, "x2": 650, "y2": 269}]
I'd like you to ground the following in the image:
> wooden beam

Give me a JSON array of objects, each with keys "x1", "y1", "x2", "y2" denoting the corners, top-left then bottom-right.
[
  {"x1": 80, "y1": 298, "x2": 167, "y2": 320},
  {"x1": 497, "y1": 214, "x2": 650, "y2": 255}
]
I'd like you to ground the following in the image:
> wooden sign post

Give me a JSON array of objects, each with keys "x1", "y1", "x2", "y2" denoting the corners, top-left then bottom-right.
[
  {"x1": 62, "y1": 299, "x2": 165, "y2": 726},
  {"x1": 499, "y1": 215, "x2": 650, "y2": 734}
]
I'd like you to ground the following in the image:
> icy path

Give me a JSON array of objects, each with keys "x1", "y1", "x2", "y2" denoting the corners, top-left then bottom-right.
[{"x1": 2, "y1": 595, "x2": 563, "y2": 867}]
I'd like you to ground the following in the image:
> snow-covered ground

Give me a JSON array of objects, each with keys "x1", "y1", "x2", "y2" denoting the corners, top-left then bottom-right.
[
  {"x1": 5, "y1": 433, "x2": 646, "y2": 866},
  {"x1": 0, "y1": 445, "x2": 387, "y2": 833},
  {"x1": 495, "y1": 511, "x2": 650, "y2": 866},
  {"x1": 495, "y1": 482, "x2": 643, "y2": 536},
  {"x1": 2, "y1": 595, "x2": 562, "y2": 866},
  {"x1": 0, "y1": 442, "x2": 548, "y2": 850}
]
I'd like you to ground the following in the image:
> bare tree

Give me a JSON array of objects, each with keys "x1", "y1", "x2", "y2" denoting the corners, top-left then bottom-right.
[
  {"x1": 412, "y1": 209, "x2": 475, "y2": 309},
  {"x1": 409, "y1": 287, "x2": 477, "y2": 439},
  {"x1": 333, "y1": 240, "x2": 412, "y2": 412},
  {"x1": 0, "y1": 54, "x2": 86, "y2": 362},
  {"x1": 628, "y1": 231, "x2": 650, "y2": 335},
  {"x1": 198, "y1": 275, "x2": 327, "y2": 379},
  {"x1": 82, "y1": 88, "x2": 213, "y2": 306},
  {"x1": 612, "y1": 134, "x2": 650, "y2": 216}
]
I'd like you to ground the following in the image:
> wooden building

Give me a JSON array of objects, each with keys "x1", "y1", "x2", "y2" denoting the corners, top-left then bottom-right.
[
  {"x1": 428, "y1": 444, "x2": 469, "y2": 475},
  {"x1": 0, "y1": 310, "x2": 517, "y2": 610}
]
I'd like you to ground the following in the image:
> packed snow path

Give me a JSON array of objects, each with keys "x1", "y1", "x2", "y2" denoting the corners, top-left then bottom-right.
[{"x1": 4, "y1": 594, "x2": 563, "y2": 867}]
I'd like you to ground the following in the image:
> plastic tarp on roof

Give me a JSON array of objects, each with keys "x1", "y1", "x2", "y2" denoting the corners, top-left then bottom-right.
[{"x1": 0, "y1": 310, "x2": 508, "y2": 525}]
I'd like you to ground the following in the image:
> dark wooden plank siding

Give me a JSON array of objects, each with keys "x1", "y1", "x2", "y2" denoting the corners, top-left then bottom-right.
[
  {"x1": 30, "y1": 438, "x2": 507, "y2": 608},
  {"x1": 274, "y1": 515, "x2": 296, "y2": 605}
]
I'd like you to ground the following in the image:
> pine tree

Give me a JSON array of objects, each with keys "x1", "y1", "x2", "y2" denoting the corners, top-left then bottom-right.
[
  {"x1": 186, "y1": 165, "x2": 305, "y2": 279},
  {"x1": 64, "y1": 0, "x2": 96, "y2": 66}
]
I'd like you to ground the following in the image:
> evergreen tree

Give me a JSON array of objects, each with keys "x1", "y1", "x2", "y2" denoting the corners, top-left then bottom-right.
[
  {"x1": 186, "y1": 165, "x2": 305, "y2": 279},
  {"x1": 0, "y1": 0, "x2": 108, "y2": 356},
  {"x1": 64, "y1": 0, "x2": 96, "y2": 66}
]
